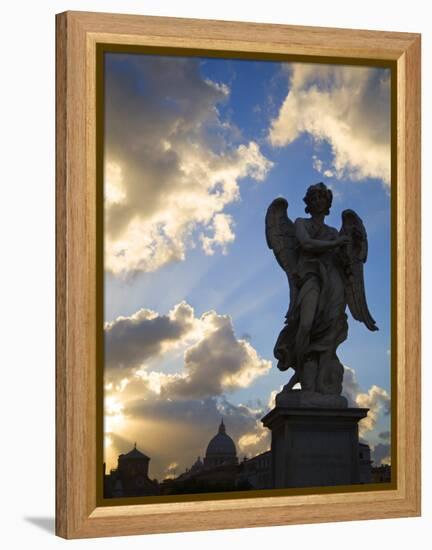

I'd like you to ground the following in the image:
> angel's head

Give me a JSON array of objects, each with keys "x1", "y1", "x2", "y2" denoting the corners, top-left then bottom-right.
[{"x1": 303, "y1": 182, "x2": 333, "y2": 216}]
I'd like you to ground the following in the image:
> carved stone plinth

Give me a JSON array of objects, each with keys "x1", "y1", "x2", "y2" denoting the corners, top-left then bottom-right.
[{"x1": 261, "y1": 405, "x2": 368, "y2": 488}]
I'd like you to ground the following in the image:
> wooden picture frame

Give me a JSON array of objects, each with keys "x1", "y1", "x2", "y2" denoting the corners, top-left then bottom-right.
[{"x1": 56, "y1": 10, "x2": 421, "y2": 539}]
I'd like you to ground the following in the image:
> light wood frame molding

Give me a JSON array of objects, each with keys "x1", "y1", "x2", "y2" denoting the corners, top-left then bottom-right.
[{"x1": 55, "y1": 10, "x2": 421, "y2": 539}]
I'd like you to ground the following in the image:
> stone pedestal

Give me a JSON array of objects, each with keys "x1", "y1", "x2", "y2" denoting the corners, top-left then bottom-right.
[{"x1": 261, "y1": 405, "x2": 368, "y2": 488}]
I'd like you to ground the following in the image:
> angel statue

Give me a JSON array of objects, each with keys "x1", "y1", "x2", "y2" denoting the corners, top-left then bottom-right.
[{"x1": 266, "y1": 182, "x2": 378, "y2": 405}]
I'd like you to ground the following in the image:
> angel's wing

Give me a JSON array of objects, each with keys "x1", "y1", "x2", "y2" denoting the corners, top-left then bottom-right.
[
  {"x1": 265, "y1": 198, "x2": 298, "y2": 318},
  {"x1": 339, "y1": 209, "x2": 378, "y2": 332}
]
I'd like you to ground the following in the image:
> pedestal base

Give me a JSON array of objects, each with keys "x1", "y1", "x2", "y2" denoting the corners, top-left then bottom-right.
[
  {"x1": 276, "y1": 389, "x2": 348, "y2": 409},
  {"x1": 261, "y1": 406, "x2": 368, "y2": 488}
]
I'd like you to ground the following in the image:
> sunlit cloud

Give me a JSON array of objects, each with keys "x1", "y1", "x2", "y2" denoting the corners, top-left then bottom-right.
[
  {"x1": 164, "y1": 462, "x2": 180, "y2": 480},
  {"x1": 356, "y1": 385, "x2": 390, "y2": 435},
  {"x1": 237, "y1": 420, "x2": 270, "y2": 458},
  {"x1": 104, "y1": 395, "x2": 125, "y2": 435},
  {"x1": 201, "y1": 213, "x2": 235, "y2": 255},
  {"x1": 268, "y1": 64, "x2": 391, "y2": 184},
  {"x1": 104, "y1": 54, "x2": 273, "y2": 275},
  {"x1": 343, "y1": 366, "x2": 391, "y2": 440}
]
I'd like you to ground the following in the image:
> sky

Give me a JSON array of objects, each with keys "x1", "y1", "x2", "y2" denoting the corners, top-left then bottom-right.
[{"x1": 103, "y1": 52, "x2": 392, "y2": 481}]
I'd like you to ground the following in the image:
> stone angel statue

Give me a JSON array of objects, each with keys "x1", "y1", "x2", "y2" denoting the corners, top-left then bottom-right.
[{"x1": 266, "y1": 182, "x2": 378, "y2": 404}]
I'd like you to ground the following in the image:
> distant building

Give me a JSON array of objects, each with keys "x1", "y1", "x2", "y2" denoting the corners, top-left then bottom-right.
[
  {"x1": 371, "y1": 464, "x2": 391, "y2": 483},
  {"x1": 105, "y1": 421, "x2": 376, "y2": 497},
  {"x1": 104, "y1": 443, "x2": 159, "y2": 498},
  {"x1": 237, "y1": 450, "x2": 272, "y2": 489}
]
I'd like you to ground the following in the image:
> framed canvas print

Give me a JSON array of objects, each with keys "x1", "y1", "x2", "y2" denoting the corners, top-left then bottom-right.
[{"x1": 55, "y1": 11, "x2": 421, "y2": 539}]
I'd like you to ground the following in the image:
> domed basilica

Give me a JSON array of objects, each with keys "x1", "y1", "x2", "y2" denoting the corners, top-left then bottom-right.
[
  {"x1": 159, "y1": 419, "x2": 272, "y2": 495},
  {"x1": 204, "y1": 419, "x2": 238, "y2": 468}
]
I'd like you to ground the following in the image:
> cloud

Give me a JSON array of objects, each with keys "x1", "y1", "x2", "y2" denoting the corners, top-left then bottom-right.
[
  {"x1": 356, "y1": 384, "x2": 391, "y2": 435},
  {"x1": 162, "y1": 310, "x2": 271, "y2": 399},
  {"x1": 237, "y1": 420, "x2": 270, "y2": 458},
  {"x1": 268, "y1": 63, "x2": 391, "y2": 184},
  {"x1": 164, "y1": 462, "x2": 179, "y2": 479},
  {"x1": 266, "y1": 385, "x2": 285, "y2": 409},
  {"x1": 200, "y1": 213, "x2": 235, "y2": 256},
  {"x1": 104, "y1": 54, "x2": 273, "y2": 275},
  {"x1": 342, "y1": 366, "x2": 390, "y2": 438},
  {"x1": 104, "y1": 301, "x2": 198, "y2": 370},
  {"x1": 341, "y1": 365, "x2": 361, "y2": 407},
  {"x1": 371, "y1": 430, "x2": 391, "y2": 466},
  {"x1": 105, "y1": 302, "x2": 272, "y2": 398}
]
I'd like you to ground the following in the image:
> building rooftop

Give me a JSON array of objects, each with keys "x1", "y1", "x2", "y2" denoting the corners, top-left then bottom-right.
[{"x1": 121, "y1": 443, "x2": 150, "y2": 460}]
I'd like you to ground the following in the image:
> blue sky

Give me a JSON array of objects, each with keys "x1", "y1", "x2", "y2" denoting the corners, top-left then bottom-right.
[{"x1": 103, "y1": 53, "x2": 392, "y2": 478}]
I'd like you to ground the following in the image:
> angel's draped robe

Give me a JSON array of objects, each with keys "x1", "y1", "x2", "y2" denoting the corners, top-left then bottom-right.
[{"x1": 274, "y1": 218, "x2": 348, "y2": 372}]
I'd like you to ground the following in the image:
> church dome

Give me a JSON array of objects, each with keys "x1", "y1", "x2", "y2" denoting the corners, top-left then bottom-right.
[{"x1": 205, "y1": 420, "x2": 237, "y2": 459}]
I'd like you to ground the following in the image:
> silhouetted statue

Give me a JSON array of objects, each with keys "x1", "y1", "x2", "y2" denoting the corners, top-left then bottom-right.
[{"x1": 266, "y1": 182, "x2": 378, "y2": 402}]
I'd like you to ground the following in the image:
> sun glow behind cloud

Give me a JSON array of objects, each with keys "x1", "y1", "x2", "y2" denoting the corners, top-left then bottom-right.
[{"x1": 103, "y1": 302, "x2": 273, "y2": 476}]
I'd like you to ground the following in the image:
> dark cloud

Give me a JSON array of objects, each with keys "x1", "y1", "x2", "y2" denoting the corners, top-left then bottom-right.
[
  {"x1": 105, "y1": 301, "x2": 195, "y2": 369},
  {"x1": 161, "y1": 311, "x2": 270, "y2": 399}
]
